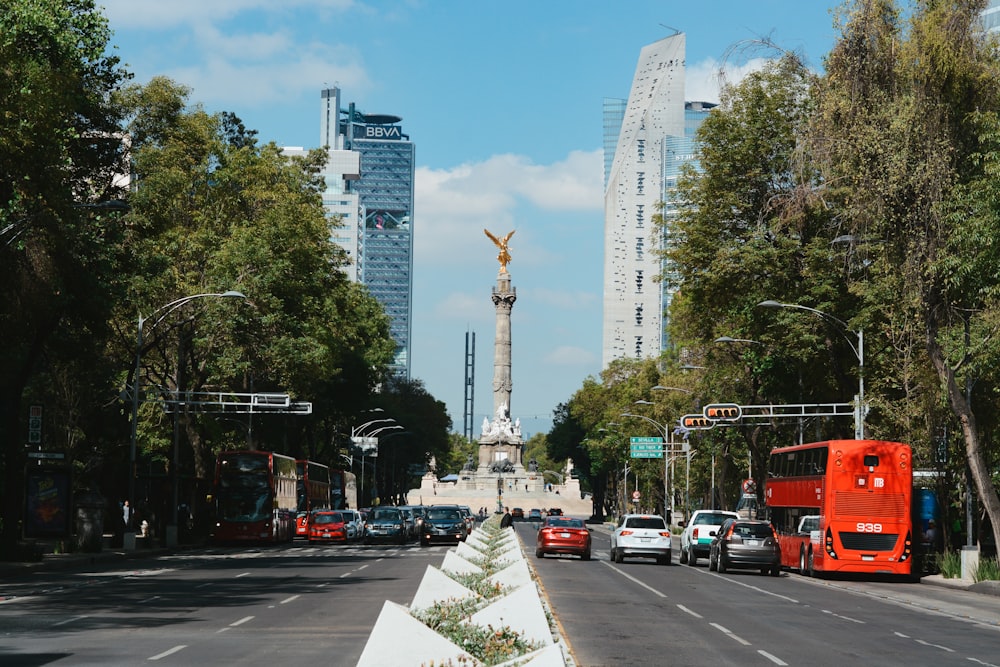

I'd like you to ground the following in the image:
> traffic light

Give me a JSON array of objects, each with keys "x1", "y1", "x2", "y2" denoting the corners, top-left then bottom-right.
[
  {"x1": 680, "y1": 414, "x2": 714, "y2": 429},
  {"x1": 704, "y1": 403, "x2": 742, "y2": 421}
]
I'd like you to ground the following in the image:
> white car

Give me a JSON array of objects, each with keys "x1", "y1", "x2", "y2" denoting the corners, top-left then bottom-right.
[
  {"x1": 679, "y1": 509, "x2": 739, "y2": 566},
  {"x1": 341, "y1": 509, "x2": 364, "y2": 542},
  {"x1": 610, "y1": 514, "x2": 672, "y2": 565}
]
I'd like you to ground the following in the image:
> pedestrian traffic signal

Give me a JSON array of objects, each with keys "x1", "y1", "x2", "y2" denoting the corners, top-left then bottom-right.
[
  {"x1": 680, "y1": 414, "x2": 714, "y2": 429},
  {"x1": 704, "y1": 403, "x2": 742, "y2": 421}
]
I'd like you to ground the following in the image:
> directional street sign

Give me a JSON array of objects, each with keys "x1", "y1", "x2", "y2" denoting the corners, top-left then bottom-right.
[{"x1": 630, "y1": 436, "x2": 664, "y2": 458}]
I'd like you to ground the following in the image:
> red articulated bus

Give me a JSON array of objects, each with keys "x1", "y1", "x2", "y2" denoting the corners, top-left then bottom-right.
[
  {"x1": 295, "y1": 460, "x2": 332, "y2": 537},
  {"x1": 210, "y1": 450, "x2": 297, "y2": 543},
  {"x1": 765, "y1": 439, "x2": 915, "y2": 578}
]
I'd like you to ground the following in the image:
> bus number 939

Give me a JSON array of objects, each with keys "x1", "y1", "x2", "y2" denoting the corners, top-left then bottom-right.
[{"x1": 856, "y1": 522, "x2": 883, "y2": 533}]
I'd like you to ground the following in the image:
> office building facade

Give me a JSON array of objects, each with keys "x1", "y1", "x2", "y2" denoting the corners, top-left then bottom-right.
[
  {"x1": 602, "y1": 33, "x2": 687, "y2": 366},
  {"x1": 319, "y1": 87, "x2": 415, "y2": 379}
]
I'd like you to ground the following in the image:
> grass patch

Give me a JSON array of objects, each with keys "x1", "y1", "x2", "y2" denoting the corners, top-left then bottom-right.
[
  {"x1": 936, "y1": 550, "x2": 962, "y2": 579},
  {"x1": 974, "y1": 556, "x2": 1000, "y2": 583}
]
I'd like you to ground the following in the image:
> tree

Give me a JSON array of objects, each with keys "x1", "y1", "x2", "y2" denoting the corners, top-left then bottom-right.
[
  {"x1": 116, "y1": 77, "x2": 396, "y2": 516},
  {"x1": 810, "y1": 0, "x2": 1000, "y2": 551},
  {"x1": 0, "y1": 0, "x2": 132, "y2": 555}
]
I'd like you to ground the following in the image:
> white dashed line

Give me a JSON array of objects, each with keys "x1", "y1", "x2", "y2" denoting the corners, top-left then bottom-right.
[
  {"x1": 148, "y1": 645, "x2": 187, "y2": 661},
  {"x1": 710, "y1": 622, "x2": 751, "y2": 646},
  {"x1": 53, "y1": 615, "x2": 88, "y2": 627},
  {"x1": 230, "y1": 615, "x2": 254, "y2": 627},
  {"x1": 758, "y1": 649, "x2": 789, "y2": 665},
  {"x1": 676, "y1": 604, "x2": 703, "y2": 618},
  {"x1": 280, "y1": 595, "x2": 299, "y2": 605}
]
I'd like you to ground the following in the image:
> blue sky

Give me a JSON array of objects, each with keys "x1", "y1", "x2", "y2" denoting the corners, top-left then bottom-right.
[{"x1": 99, "y1": 0, "x2": 843, "y2": 439}]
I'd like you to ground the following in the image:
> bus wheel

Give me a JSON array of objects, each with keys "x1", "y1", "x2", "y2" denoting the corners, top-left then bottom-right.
[
  {"x1": 807, "y1": 549, "x2": 816, "y2": 577},
  {"x1": 799, "y1": 548, "x2": 809, "y2": 576}
]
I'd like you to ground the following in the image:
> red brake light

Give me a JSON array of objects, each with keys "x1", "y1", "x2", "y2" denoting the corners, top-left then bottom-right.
[
  {"x1": 620, "y1": 530, "x2": 634, "y2": 536},
  {"x1": 658, "y1": 531, "x2": 671, "y2": 538}
]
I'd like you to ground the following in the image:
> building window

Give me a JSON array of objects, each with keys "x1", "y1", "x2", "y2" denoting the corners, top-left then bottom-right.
[
  {"x1": 634, "y1": 303, "x2": 644, "y2": 326},
  {"x1": 635, "y1": 269, "x2": 643, "y2": 293}
]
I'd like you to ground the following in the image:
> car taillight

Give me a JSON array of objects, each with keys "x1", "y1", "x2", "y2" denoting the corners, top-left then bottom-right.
[
  {"x1": 658, "y1": 531, "x2": 671, "y2": 538},
  {"x1": 620, "y1": 530, "x2": 634, "y2": 536}
]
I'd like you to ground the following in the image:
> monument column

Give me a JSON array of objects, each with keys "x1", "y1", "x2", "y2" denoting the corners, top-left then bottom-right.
[{"x1": 492, "y1": 274, "x2": 516, "y2": 416}]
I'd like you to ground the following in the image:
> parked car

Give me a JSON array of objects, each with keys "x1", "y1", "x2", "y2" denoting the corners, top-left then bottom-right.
[
  {"x1": 364, "y1": 507, "x2": 407, "y2": 544},
  {"x1": 610, "y1": 514, "x2": 672, "y2": 565},
  {"x1": 679, "y1": 509, "x2": 739, "y2": 566},
  {"x1": 536, "y1": 516, "x2": 591, "y2": 560},
  {"x1": 420, "y1": 506, "x2": 469, "y2": 546},
  {"x1": 341, "y1": 509, "x2": 364, "y2": 542},
  {"x1": 307, "y1": 510, "x2": 348, "y2": 544},
  {"x1": 709, "y1": 518, "x2": 781, "y2": 576},
  {"x1": 527, "y1": 508, "x2": 544, "y2": 522}
]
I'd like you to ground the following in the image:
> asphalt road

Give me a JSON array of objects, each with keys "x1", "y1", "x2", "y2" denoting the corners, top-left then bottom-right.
[
  {"x1": 0, "y1": 540, "x2": 447, "y2": 665},
  {"x1": 515, "y1": 521, "x2": 1000, "y2": 667},
  {"x1": 3, "y1": 526, "x2": 999, "y2": 667}
]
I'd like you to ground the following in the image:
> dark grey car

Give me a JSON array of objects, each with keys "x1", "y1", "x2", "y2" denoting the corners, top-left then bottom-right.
[{"x1": 709, "y1": 519, "x2": 781, "y2": 576}]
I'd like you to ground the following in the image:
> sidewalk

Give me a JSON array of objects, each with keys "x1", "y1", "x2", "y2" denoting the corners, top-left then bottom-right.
[{"x1": 921, "y1": 572, "x2": 1000, "y2": 597}]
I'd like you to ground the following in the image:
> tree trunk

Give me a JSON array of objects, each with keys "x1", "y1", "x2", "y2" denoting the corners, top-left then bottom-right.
[{"x1": 926, "y1": 337, "x2": 1000, "y2": 554}]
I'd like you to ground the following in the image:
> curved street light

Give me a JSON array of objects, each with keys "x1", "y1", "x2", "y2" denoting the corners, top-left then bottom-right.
[
  {"x1": 757, "y1": 299, "x2": 865, "y2": 439},
  {"x1": 351, "y1": 416, "x2": 404, "y2": 507},
  {"x1": 128, "y1": 290, "x2": 247, "y2": 511},
  {"x1": 621, "y1": 411, "x2": 675, "y2": 520}
]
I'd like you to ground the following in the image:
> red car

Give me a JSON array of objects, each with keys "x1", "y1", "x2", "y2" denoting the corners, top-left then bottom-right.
[
  {"x1": 536, "y1": 516, "x2": 591, "y2": 560},
  {"x1": 307, "y1": 510, "x2": 348, "y2": 543}
]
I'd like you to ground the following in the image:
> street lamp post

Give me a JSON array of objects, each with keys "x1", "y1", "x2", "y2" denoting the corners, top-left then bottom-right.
[
  {"x1": 758, "y1": 300, "x2": 865, "y2": 439},
  {"x1": 351, "y1": 418, "x2": 402, "y2": 507},
  {"x1": 621, "y1": 410, "x2": 675, "y2": 521},
  {"x1": 128, "y1": 291, "x2": 246, "y2": 525}
]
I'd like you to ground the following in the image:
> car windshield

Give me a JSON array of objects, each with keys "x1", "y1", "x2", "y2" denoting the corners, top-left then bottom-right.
[
  {"x1": 313, "y1": 513, "x2": 343, "y2": 524},
  {"x1": 371, "y1": 509, "x2": 399, "y2": 521},
  {"x1": 547, "y1": 518, "x2": 584, "y2": 528},
  {"x1": 427, "y1": 509, "x2": 462, "y2": 520},
  {"x1": 732, "y1": 523, "x2": 775, "y2": 539},
  {"x1": 624, "y1": 517, "x2": 666, "y2": 529},
  {"x1": 694, "y1": 512, "x2": 735, "y2": 525}
]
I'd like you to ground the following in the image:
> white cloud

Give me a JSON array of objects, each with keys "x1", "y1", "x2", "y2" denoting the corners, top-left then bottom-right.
[
  {"x1": 414, "y1": 150, "x2": 602, "y2": 268},
  {"x1": 685, "y1": 56, "x2": 773, "y2": 104}
]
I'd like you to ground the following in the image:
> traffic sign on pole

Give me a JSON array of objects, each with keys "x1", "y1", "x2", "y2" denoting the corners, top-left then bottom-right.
[{"x1": 630, "y1": 436, "x2": 664, "y2": 458}]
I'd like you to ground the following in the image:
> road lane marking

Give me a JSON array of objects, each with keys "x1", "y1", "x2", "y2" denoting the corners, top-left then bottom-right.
[
  {"x1": 822, "y1": 608, "x2": 864, "y2": 624},
  {"x1": 236, "y1": 572, "x2": 251, "y2": 578},
  {"x1": 758, "y1": 649, "x2": 788, "y2": 665},
  {"x1": 601, "y1": 561, "x2": 667, "y2": 598},
  {"x1": 230, "y1": 615, "x2": 254, "y2": 626},
  {"x1": 280, "y1": 595, "x2": 299, "y2": 605},
  {"x1": 149, "y1": 645, "x2": 187, "y2": 660},
  {"x1": 710, "y1": 622, "x2": 751, "y2": 646},
  {"x1": 701, "y1": 570, "x2": 799, "y2": 603},
  {"x1": 676, "y1": 604, "x2": 702, "y2": 618},
  {"x1": 339, "y1": 572, "x2": 352, "y2": 578},
  {"x1": 53, "y1": 615, "x2": 88, "y2": 627},
  {"x1": 195, "y1": 582, "x2": 213, "y2": 589},
  {"x1": 138, "y1": 595, "x2": 160, "y2": 604}
]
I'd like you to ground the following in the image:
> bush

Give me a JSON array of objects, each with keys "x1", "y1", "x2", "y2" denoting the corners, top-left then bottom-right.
[
  {"x1": 936, "y1": 550, "x2": 962, "y2": 579},
  {"x1": 974, "y1": 556, "x2": 1000, "y2": 583}
]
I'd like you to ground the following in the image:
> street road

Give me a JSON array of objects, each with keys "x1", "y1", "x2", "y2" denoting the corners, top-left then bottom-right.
[
  {"x1": 0, "y1": 541, "x2": 445, "y2": 665},
  {"x1": 515, "y1": 521, "x2": 1000, "y2": 667},
  {"x1": 3, "y1": 526, "x2": 999, "y2": 667}
]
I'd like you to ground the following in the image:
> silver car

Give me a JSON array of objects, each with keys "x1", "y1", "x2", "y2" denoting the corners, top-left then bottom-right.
[
  {"x1": 341, "y1": 509, "x2": 364, "y2": 542},
  {"x1": 610, "y1": 514, "x2": 672, "y2": 565}
]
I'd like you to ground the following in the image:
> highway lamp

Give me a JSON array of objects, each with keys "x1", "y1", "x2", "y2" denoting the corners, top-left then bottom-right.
[
  {"x1": 128, "y1": 291, "x2": 246, "y2": 526},
  {"x1": 757, "y1": 300, "x2": 865, "y2": 439}
]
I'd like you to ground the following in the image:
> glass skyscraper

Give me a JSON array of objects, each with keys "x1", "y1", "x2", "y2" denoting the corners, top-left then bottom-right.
[{"x1": 319, "y1": 87, "x2": 414, "y2": 379}]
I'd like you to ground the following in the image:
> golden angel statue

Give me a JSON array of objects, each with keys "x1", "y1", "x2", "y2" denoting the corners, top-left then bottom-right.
[{"x1": 484, "y1": 229, "x2": 515, "y2": 273}]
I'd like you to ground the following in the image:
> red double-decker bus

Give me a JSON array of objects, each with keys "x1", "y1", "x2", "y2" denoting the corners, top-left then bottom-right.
[
  {"x1": 210, "y1": 450, "x2": 297, "y2": 543},
  {"x1": 295, "y1": 460, "x2": 332, "y2": 537},
  {"x1": 765, "y1": 439, "x2": 915, "y2": 578}
]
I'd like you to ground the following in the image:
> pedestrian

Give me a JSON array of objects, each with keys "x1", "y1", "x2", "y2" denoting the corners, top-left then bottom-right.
[
  {"x1": 924, "y1": 519, "x2": 938, "y2": 548},
  {"x1": 500, "y1": 510, "x2": 513, "y2": 528},
  {"x1": 122, "y1": 499, "x2": 133, "y2": 533}
]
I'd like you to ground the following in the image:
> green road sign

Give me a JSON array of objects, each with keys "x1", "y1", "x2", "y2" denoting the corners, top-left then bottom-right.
[{"x1": 630, "y1": 437, "x2": 664, "y2": 458}]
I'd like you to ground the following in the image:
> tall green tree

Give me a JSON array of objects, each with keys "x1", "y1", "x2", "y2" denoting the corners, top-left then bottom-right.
[
  {"x1": 0, "y1": 0, "x2": 132, "y2": 554},
  {"x1": 116, "y1": 77, "x2": 396, "y2": 507},
  {"x1": 810, "y1": 0, "x2": 1000, "y2": 549}
]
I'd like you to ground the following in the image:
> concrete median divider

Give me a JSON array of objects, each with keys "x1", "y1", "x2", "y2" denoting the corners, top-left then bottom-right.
[{"x1": 357, "y1": 517, "x2": 572, "y2": 666}]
